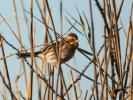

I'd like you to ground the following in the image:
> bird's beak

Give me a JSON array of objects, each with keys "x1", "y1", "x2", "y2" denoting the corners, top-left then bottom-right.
[
  {"x1": 75, "y1": 40, "x2": 79, "y2": 43},
  {"x1": 75, "y1": 40, "x2": 79, "y2": 47}
]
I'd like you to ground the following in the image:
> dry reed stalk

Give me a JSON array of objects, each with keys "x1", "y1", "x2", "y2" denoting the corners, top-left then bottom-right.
[
  {"x1": 89, "y1": 0, "x2": 99, "y2": 100},
  {"x1": 70, "y1": 70, "x2": 78, "y2": 99},
  {"x1": 0, "y1": 0, "x2": 133, "y2": 99},
  {"x1": 27, "y1": 0, "x2": 34, "y2": 99},
  {"x1": 1, "y1": 43, "x2": 15, "y2": 99},
  {"x1": 13, "y1": 0, "x2": 23, "y2": 99}
]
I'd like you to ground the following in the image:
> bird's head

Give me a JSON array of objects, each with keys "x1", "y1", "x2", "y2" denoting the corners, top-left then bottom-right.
[{"x1": 64, "y1": 33, "x2": 79, "y2": 48}]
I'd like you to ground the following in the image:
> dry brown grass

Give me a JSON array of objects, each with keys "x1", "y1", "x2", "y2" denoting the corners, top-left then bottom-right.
[{"x1": 0, "y1": 0, "x2": 133, "y2": 100}]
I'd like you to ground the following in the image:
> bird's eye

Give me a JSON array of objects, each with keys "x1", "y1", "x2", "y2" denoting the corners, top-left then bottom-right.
[{"x1": 70, "y1": 39, "x2": 75, "y2": 42}]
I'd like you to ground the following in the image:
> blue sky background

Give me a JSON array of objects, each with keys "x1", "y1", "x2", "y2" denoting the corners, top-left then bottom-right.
[{"x1": 0, "y1": 0, "x2": 132, "y2": 99}]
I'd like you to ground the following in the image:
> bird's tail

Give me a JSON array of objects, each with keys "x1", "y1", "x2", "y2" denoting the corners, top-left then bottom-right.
[
  {"x1": 17, "y1": 52, "x2": 31, "y2": 58},
  {"x1": 17, "y1": 51, "x2": 41, "y2": 58}
]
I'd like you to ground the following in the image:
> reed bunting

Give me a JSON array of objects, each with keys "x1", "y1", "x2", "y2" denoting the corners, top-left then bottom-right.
[{"x1": 17, "y1": 33, "x2": 79, "y2": 65}]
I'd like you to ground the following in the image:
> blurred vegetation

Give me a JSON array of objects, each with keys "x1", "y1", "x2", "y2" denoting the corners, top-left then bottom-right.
[{"x1": 0, "y1": 0, "x2": 133, "y2": 100}]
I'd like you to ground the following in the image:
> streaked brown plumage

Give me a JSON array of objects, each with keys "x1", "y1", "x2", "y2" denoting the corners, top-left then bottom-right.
[{"x1": 17, "y1": 33, "x2": 79, "y2": 65}]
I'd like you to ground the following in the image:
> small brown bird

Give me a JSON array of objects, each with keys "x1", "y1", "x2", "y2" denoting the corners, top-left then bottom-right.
[{"x1": 17, "y1": 33, "x2": 79, "y2": 65}]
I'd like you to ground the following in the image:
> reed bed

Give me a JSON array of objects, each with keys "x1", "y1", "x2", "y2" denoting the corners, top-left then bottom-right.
[{"x1": 0, "y1": 0, "x2": 133, "y2": 100}]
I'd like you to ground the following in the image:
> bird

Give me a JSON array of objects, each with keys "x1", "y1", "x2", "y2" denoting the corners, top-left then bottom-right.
[{"x1": 17, "y1": 33, "x2": 79, "y2": 65}]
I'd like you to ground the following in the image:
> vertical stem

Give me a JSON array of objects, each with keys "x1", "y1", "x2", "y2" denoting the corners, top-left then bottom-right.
[
  {"x1": 20, "y1": 0, "x2": 29, "y2": 98},
  {"x1": 1, "y1": 44, "x2": 14, "y2": 100},
  {"x1": 89, "y1": 0, "x2": 99, "y2": 99},
  {"x1": 29, "y1": 0, "x2": 34, "y2": 99},
  {"x1": 56, "y1": 0, "x2": 63, "y2": 99}
]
